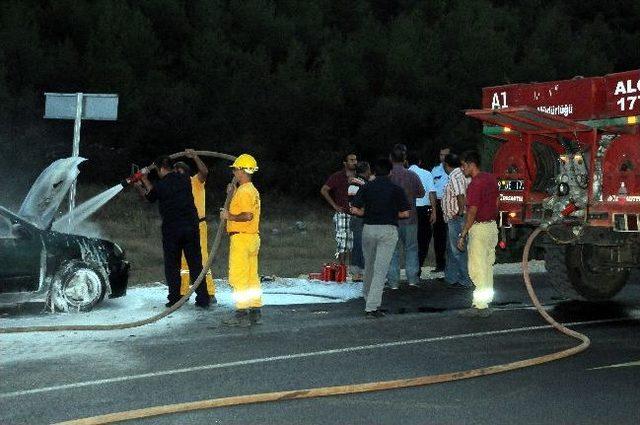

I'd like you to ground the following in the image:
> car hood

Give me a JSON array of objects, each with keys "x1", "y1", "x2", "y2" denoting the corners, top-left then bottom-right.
[
  {"x1": 0, "y1": 205, "x2": 124, "y2": 260},
  {"x1": 18, "y1": 157, "x2": 87, "y2": 229},
  {"x1": 0, "y1": 206, "x2": 41, "y2": 233}
]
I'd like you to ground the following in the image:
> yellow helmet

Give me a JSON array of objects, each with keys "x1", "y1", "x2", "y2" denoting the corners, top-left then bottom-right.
[{"x1": 230, "y1": 153, "x2": 258, "y2": 174}]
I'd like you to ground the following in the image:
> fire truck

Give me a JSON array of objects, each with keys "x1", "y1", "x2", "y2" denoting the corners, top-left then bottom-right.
[{"x1": 466, "y1": 70, "x2": 640, "y2": 301}]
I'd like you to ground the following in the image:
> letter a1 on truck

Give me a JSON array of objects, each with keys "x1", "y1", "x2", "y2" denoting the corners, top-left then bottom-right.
[{"x1": 466, "y1": 70, "x2": 640, "y2": 301}]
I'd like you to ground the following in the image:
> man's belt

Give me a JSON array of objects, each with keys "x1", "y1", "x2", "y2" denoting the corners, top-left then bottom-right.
[
  {"x1": 228, "y1": 232, "x2": 259, "y2": 236},
  {"x1": 199, "y1": 217, "x2": 207, "y2": 222}
]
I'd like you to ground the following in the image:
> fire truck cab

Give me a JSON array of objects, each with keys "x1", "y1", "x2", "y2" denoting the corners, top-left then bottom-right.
[{"x1": 466, "y1": 70, "x2": 640, "y2": 301}]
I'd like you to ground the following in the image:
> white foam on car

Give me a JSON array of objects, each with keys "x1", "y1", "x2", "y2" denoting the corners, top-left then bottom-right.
[{"x1": 17, "y1": 157, "x2": 86, "y2": 229}]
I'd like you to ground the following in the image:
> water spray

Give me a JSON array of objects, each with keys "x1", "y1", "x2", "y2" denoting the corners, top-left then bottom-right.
[{"x1": 53, "y1": 184, "x2": 125, "y2": 232}]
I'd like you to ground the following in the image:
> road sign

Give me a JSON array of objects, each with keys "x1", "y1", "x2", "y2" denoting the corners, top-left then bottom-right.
[
  {"x1": 44, "y1": 93, "x2": 119, "y2": 229},
  {"x1": 44, "y1": 93, "x2": 119, "y2": 121}
]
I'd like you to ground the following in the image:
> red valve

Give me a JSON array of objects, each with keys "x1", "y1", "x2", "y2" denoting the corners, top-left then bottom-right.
[
  {"x1": 128, "y1": 171, "x2": 145, "y2": 184},
  {"x1": 561, "y1": 202, "x2": 578, "y2": 216}
]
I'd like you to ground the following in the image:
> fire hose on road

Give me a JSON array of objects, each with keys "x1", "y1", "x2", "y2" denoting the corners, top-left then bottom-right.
[
  {"x1": 0, "y1": 150, "x2": 237, "y2": 334},
  {"x1": 0, "y1": 160, "x2": 591, "y2": 423},
  {"x1": 49, "y1": 228, "x2": 592, "y2": 424}
]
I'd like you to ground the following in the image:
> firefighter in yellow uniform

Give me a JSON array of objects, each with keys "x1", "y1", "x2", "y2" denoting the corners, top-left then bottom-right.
[
  {"x1": 174, "y1": 149, "x2": 216, "y2": 303},
  {"x1": 220, "y1": 154, "x2": 261, "y2": 327}
]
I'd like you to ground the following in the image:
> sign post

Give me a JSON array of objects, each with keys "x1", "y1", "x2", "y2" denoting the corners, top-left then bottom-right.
[{"x1": 44, "y1": 93, "x2": 119, "y2": 229}]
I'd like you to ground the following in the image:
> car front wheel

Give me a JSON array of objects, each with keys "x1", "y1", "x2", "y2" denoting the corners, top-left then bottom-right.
[{"x1": 48, "y1": 260, "x2": 107, "y2": 312}]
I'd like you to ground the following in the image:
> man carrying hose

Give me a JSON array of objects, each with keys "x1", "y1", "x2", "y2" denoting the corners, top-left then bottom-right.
[
  {"x1": 219, "y1": 154, "x2": 262, "y2": 327},
  {"x1": 174, "y1": 149, "x2": 216, "y2": 304},
  {"x1": 139, "y1": 156, "x2": 211, "y2": 309}
]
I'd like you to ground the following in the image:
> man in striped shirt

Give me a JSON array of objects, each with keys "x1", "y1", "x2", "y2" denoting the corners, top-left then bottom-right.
[{"x1": 442, "y1": 153, "x2": 473, "y2": 288}]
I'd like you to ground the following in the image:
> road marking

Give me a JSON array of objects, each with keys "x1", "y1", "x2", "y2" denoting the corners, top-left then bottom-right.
[
  {"x1": 0, "y1": 316, "x2": 634, "y2": 400},
  {"x1": 589, "y1": 360, "x2": 640, "y2": 370}
]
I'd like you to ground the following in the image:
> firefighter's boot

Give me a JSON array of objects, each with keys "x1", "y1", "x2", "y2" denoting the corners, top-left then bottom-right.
[{"x1": 222, "y1": 309, "x2": 251, "y2": 327}]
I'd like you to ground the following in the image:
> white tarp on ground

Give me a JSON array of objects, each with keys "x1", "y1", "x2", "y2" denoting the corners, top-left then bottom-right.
[
  {"x1": 0, "y1": 261, "x2": 545, "y2": 363},
  {"x1": 0, "y1": 278, "x2": 366, "y2": 363},
  {"x1": 0, "y1": 261, "x2": 545, "y2": 329}
]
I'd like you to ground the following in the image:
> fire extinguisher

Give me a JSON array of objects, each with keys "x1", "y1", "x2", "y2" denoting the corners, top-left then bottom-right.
[
  {"x1": 322, "y1": 264, "x2": 332, "y2": 282},
  {"x1": 335, "y1": 263, "x2": 347, "y2": 283},
  {"x1": 329, "y1": 263, "x2": 338, "y2": 282}
]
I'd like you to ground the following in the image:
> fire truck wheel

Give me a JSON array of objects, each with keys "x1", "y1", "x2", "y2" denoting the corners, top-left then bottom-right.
[{"x1": 544, "y1": 244, "x2": 628, "y2": 301}]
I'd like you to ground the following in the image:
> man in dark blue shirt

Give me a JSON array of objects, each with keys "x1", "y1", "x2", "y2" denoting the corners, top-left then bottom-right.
[
  {"x1": 141, "y1": 156, "x2": 211, "y2": 308},
  {"x1": 350, "y1": 158, "x2": 410, "y2": 318}
]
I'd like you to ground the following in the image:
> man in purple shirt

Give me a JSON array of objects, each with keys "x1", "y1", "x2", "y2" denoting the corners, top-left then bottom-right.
[
  {"x1": 457, "y1": 151, "x2": 499, "y2": 317},
  {"x1": 386, "y1": 144, "x2": 425, "y2": 288},
  {"x1": 321, "y1": 153, "x2": 358, "y2": 265}
]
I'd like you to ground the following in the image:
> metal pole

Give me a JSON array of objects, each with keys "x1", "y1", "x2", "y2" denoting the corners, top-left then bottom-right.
[{"x1": 68, "y1": 92, "x2": 83, "y2": 230}]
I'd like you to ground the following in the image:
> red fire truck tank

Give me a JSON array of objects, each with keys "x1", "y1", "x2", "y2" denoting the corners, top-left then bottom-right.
[{"x1": 466, "y1": 70, "x2": 640, "y2": 301}]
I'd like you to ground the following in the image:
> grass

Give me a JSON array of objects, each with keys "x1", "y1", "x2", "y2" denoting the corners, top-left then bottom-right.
[
  {"x1": 4, "y1": 180, "x2": 437, "y2": 286},
  {"x1": 85, "y1": 185, "x2": 338, "y2": 285}
]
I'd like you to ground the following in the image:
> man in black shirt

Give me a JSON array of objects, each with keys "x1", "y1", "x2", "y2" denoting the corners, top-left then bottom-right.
[
  {"x1": 140, "y1": 156, "x2": 211, "y2": 308},
  {"x1": 350, "y1": 158, "x2": 410, "y2": 318}
]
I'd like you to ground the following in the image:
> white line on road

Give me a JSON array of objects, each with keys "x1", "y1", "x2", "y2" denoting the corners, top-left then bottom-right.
[
  {"x1": 589, "y1": 360, "x2": 640, "y2": 370},
  {"x1": 0, "y1": 317, "x2": 634, "y2": 399}
]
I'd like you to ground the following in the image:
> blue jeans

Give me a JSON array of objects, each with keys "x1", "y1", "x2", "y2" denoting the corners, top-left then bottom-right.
[
  {"x1": 445, "y1": 216, "x2": 473, "y2": 287},
  {"x1": 351, "y1": 216, "x2": 364, "y2": 272},
  {"x1": 386, "y1": 224, "x2": 419, "y2": 286}
]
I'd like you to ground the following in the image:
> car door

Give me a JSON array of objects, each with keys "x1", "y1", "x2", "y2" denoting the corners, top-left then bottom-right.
[{"x1": 0, "y1": 217, "x2": 43, "y2": 293}]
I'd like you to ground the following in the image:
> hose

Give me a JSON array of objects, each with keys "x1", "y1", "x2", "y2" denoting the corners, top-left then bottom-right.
[
  {"x1": 53, "y1": 227, "x2": 592, "y2": 425},
  {"x1": 0, "y1": 151, "x2": 237, "y2": 334},
  {"x1": 531, "y1": 142, "x2": 559, "y2": 193}
]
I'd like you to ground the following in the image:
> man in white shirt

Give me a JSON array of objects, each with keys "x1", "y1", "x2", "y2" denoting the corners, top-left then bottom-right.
[
  {"x1": 431, "y1": 147, "x2": 450, "y2": 273},
  {"x1": 407, "y1": 153, "x2": 437, "y2": 278}
]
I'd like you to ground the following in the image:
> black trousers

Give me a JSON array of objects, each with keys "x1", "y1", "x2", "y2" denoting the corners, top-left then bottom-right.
[
  {"x1": 416, "y1": 206, "x2": 434, "y2": 272},
  {"x1": 162, "y1": 223, "x2": 209, "y2": 305},
  {"x1": 433, "y1": 200, "x2": 447, "y2": 270}
]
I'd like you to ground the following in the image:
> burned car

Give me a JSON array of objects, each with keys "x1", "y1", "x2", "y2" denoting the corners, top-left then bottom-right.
[{"x1": 0, "y1": 157, "x2": 129, "y2": 311}]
